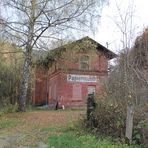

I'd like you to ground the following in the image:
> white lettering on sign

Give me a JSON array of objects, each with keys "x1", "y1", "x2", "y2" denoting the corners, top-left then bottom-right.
[{"x1": 67, "y1": 74, "x2": 97, "y2": 83}]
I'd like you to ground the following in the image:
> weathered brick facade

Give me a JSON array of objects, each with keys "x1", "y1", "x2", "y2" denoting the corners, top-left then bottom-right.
[
  {"x1": 32, "y1": 66, "x2": 48, "y2": 105},
  {"x1": 33, "y1": 37, "x2": 116, "y2": 108}
]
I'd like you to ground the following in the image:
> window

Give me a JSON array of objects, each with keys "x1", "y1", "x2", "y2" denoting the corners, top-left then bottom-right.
[
  {"x1": 72, "y1": 84, "x2": 82, "y2": 100},
  {"x1": 88, "y1": 86, "x2": 96, "y2": 95},
  {"x1": 80, "y1": 55, "x2": 89, "y2": 70}
]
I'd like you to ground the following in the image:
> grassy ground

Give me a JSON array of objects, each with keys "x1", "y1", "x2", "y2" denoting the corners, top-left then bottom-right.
[{"x1": 0, "y1": 110, "x2": 139, "y2": 147}]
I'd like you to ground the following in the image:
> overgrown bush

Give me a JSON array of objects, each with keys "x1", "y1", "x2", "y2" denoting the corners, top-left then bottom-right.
[
  {"x1": 0, "y1": 104, "x2": 18, "y2": 116},
  {"x1": 86, "y1": 98, "x2": 126, "y2": 138},
  {"x1": 133, "y1": 117, "x2": 148, "y2": 146},
  {"x1": 0, "y1": 41, "x2": 23, "y2": 108},
  {"x1": 85, "y1": 95, "x2": 147, "y2": 145}
]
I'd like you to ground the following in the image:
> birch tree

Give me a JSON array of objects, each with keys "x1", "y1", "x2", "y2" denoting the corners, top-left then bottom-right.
[{"x1": 2, "y1": 0, "x2": 107, "y2": 111}]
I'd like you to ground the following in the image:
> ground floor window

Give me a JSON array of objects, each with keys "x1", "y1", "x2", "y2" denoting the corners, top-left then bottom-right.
[
  {"x1": 72, "y1": 84, "x2": 82, "y2": 100},
  {"x1": 87, "y1": 86, "x2": 96, "y2": 95}
]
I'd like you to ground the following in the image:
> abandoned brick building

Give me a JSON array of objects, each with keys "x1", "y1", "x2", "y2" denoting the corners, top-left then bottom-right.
[{"x1": 32, "y1": 37, "x2": 116, "y2": 108}]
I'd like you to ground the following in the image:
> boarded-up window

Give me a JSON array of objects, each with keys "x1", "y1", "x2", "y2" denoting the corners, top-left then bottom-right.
[
  {"x1": 72, "y1": 84, "x2": 82, "y2": 100},
  {"x1": 80, "y1": 55, "x2": 89, "y2": 70}
]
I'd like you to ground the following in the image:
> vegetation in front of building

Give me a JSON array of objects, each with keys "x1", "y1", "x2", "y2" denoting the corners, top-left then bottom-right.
[
  {"x1": 84, "y1": 95, "x2": 147, "y2": 145},
  {"x1": 83, "y1": 27, "x2": 148, "y2": 147}
]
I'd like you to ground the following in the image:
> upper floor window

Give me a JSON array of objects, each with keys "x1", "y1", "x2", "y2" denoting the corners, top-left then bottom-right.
[{"x1": 80, "y1": 55, "x2": 89, "y2": 70}]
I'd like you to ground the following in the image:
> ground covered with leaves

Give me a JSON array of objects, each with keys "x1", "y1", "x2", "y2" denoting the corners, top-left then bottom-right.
[{"x1": 0, "y1": 110, "x2": 139, "y2": 148}]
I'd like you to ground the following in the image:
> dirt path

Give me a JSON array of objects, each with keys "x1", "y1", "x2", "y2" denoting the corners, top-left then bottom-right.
[{"x1": 0, "y1": 110, "x2": 85, "y2": 147}]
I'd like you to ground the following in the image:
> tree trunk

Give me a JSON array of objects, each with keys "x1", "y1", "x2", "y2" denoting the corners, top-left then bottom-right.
[
  {"x1": 18, "y1": 53, "x2": 31, "y2": 112},
  {"x1": 18, "y1": 0, "x2": 35, "y2": 112}
]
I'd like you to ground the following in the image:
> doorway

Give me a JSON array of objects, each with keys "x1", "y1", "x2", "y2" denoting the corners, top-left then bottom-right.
[{"x1": 88, "y1": 86, "x2": 96, "y2": 95}]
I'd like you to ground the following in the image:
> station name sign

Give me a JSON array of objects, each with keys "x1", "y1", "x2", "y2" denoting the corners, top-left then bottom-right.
[{"x1": 67, "y1": 74, "x2": 97, "y2": 83}]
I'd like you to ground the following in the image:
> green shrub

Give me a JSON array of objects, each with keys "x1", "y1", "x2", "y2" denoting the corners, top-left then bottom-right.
[
  {"x1": 133, "y1": 119, "x2": 148, "y2": 146},
  {"x1": 0, "y1": 104, "x2": 17, "y2": 115},
  {"x1": 84, "y1": 96, "x2": 147, "y2": 145},
  {"x1": 86, "y1": 99, "x2": 126, "y2": 139}
]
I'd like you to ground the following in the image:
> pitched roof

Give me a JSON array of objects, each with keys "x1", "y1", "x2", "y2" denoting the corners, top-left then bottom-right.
[
  {"x1": 50, "y1": 36, "x2": 117, "y2": 60},
  {"x1": 76, "y1": 36, "x2": 117, "y2": 59}
]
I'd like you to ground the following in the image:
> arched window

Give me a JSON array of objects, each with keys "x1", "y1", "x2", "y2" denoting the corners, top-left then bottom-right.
[{"x1": 80, "y1": 55, "x2": 89, "y2": 70}]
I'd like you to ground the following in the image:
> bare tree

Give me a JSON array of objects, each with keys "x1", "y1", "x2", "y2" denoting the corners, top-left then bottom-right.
[
  {"x1": 2, "y1": 0, "x2": 107, "y2": 111},
  {"x1": 106, "y1": 0, "x2": 136, "y2": 103},
  {"x1": 107, "y1": 0, "x2": 148, "y2": 106}
]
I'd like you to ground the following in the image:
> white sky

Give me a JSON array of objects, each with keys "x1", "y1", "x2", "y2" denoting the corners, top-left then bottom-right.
[
  {"x1": 1, "y1": 0, "x2": 147, "y2": 53},
  {"x1": 93, "y1": 0, "x2": 148, "y2": 53}
]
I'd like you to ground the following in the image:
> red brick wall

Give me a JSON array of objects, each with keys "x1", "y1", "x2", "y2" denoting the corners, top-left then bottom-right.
[
  {"x1": 57, "y1": 50, "x2": 108, "y2": 72},
  {"x1": 48, "y1": 72, "x2": 104, "y2": 108},
  {"x1": 34, "y1": 49, "x2": 109, "y2": 107},
  {"x1": 48, "y1": 72, "x2": 60, "y2": 104},
  {"x1": 33, "y1": 66, "x2": 48, "y2": 105}
]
